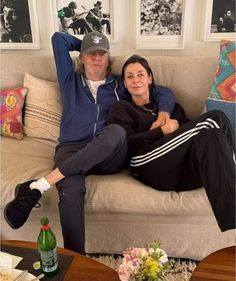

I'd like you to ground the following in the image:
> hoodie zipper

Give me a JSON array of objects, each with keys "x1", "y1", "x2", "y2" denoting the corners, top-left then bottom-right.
[{"x1": 93, "y1": 104, "x2": 99, "y2": 137}]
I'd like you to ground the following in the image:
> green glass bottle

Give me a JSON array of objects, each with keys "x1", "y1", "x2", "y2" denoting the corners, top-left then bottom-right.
[{"x1": 37, "y1": 217, "x2": 59, "y2": 277}]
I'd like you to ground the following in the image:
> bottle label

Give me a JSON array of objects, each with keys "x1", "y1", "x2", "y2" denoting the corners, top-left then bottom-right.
[
  {"x1": 39, "y1": 247, "x2": 58, "y2": 273},
  {"x1": 41, "y1": 224, "x2": 50, "y2": 230}
]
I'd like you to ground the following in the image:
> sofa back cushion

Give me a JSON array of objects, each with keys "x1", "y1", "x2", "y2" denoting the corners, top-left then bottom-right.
[
  {"x1": 23, "y1": 73, "x2": 62, "y2": 142},
  {"x1": 0, "y1": 55, "x2": 58, "y2": 88},
  {"x1": 1, "y1": 54, "x2": 218, "y2": 119}
]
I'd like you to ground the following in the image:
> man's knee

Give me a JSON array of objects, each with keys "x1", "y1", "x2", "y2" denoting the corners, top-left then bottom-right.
[
  {"x1": 57, "y1": 176, "x2": 86, "y2": 198},
  {"x1": 107, "y1": 123, "x2": 126, "y2": 136},
  {"x1": 105, "y1": 124, "x2": 127, "y2": 146}
]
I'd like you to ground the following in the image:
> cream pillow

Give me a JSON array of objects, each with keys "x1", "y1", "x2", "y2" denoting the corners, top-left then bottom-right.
[{"x1": 23, "y1": 72, "x2": 62, "y2": 142}]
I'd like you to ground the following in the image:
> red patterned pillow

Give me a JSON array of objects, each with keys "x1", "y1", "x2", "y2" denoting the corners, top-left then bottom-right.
[{"x1": 0, "y1": 87, "x2": 28, "y2": 140}]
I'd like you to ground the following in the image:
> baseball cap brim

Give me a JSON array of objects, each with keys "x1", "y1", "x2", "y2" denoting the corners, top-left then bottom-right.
[{"x1": 81, "y1": 46, "x2": 110, "y2": 54}]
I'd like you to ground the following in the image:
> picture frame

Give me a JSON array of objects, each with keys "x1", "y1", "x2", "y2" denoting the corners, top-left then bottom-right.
[
  {"x1": 135, "y1": 0, "x2": 188, "y2": 49},
  {"x1": 53, "y1": 0, "x2": 116, "y2": 42},
  {"x1": 202, "y1": 0, "x2": 236, "y2": 41},
  {"x1": 0, "y1": 0, "x2": 40, "y2": 49}
]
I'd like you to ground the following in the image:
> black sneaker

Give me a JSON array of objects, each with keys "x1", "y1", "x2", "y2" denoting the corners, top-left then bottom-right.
[{"x1": 4, "y1": 180, "x2": 42, "y2": 229}]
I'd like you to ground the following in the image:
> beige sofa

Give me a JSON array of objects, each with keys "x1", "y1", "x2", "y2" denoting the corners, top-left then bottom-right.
[{"x1": 1, "y1": 53, "x2": 235, "y2": 261}]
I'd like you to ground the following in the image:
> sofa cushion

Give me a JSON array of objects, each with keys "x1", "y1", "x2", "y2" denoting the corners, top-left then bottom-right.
[
  {"x1": 0, "y1": 136, "x2": 57, "y2": 209},
  {"x1": 23, "y1": 73, "x2": 62, "y2": 142},
  {"x1": 85, "y1": 171, "x2": 211, "y2": 216},
  {"x1": 1, "y1": 135, "x2": 211, "y2": 216},
  {"x1": 0, "y1": 87, "x2": 28, "y2": 140}
]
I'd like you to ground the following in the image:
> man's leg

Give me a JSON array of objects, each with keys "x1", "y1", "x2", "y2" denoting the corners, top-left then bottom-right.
[
  {"x1": 54, "y1": 124, "x2": 127, "y2": 253},
  {"x1": 58, "y1": 124, "x2": 127, "y2": 176},
  {"x1": 101, "y1": 19, "x2": 111, "y2": 34},
  {"x1": 91, "y1": 18, "x2": 103, "y2": 32},
  {"x1": 4, "y1": 124, "x2": 127, "y2": 230},
  {"x1": 56, "y1": 174, "x2": 86, "y2": 254}
]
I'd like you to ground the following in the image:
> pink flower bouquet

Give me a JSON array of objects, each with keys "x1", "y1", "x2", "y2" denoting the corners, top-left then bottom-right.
[{"x1": 118, "y1": 242, "x2": 169, "y2": 281}]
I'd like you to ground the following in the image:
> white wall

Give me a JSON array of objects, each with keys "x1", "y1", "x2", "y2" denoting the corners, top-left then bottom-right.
[{"x1": 0, "y1": 0, "x2": 225, "y2": 57}]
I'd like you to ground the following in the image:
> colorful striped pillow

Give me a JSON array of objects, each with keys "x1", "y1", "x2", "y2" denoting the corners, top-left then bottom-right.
[
  {"x1": 206, "y1": 40, "x2": 236, "y2": 132},
  {"x1": 209, "y1": 40, "x2": 236, "y2": 101}
]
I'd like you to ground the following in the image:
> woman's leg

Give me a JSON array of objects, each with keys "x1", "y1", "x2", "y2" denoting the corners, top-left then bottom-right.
[
  {"x1": 131, "y1": 110, "x2": 235, "y2": 231},
  {"x1": 188, "y1": 128, "x2": 235, "y2": 231},
  {"x1": 130, "y1": 110, "x2": 228, "y2": 187}
]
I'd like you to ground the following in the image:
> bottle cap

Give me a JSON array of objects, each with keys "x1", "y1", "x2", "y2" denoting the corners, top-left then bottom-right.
[{"x1": 41, "y1": 217, "x2": 49, "y2": 225}]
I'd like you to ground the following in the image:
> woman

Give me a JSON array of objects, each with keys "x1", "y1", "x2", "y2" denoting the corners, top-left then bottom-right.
[
  {"x1": 154, "y1": 1, "x2": 181, "y2": 35},
  {"x1": 108, "y1": 55, "x2": 235, "y2": 232},
  {"x1": 155, "y1": 1, "x2": 171, "y2": 34}
]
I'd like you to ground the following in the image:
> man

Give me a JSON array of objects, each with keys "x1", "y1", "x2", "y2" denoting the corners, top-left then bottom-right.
[
  {"x1": 58, "y1": 1, "x2": 92, "y2": 34},
  {"x1": 223, "y1": 10, "x2": 235, "y2": 32},
  {"x1": 217, "y1": 17, "x2": 224, "y2": 32},
  {"x1": 4, "y1": 31, "x2": 175, "y2": 254},
  {"x1": 85, "y1": 1, "x2": 111, "y2": 34},
  {"x1": 58, "y1": 1, "x2": 77, "y2": 32},
  {"x1": 0, "y1": 0, "x2": 32, "y2": 42}
]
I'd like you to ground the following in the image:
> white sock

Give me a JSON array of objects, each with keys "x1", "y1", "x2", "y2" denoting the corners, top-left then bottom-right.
[{"x1": 30, "y1": 177, "x2": 51, "y2": 194}]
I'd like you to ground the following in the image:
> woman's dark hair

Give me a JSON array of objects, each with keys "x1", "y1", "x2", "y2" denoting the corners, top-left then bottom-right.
[{"x1": 121, "y1": 55, "x2": 155, "y2": 98}]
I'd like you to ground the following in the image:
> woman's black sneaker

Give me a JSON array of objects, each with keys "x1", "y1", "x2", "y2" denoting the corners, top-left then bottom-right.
[{"x1": 4, "y1": 180, "x2": 42, "y2": 229}]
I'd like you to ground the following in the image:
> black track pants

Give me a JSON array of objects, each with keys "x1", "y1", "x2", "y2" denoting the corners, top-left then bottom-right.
[{"x1": 130, "y1": 110, "x2": 235, "y2": 232}]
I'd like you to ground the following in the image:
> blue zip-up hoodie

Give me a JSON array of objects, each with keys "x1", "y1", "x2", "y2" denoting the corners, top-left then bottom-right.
[{"x1": 51, "y1": 32, "x2": 175, "y2": 144}]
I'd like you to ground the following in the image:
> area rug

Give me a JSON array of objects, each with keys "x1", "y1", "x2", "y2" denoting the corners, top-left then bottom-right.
[{"x1": 89, "y1": 255, "x2": 197, "y2": 281}]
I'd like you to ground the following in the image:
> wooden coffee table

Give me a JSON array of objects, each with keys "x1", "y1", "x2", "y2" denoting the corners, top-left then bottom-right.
[
  {"x1": 1, "y1": 240, "x2": 120, "y2": 281},
  {"x1": 190, "y1": 246, "x2": 235, "y2": 281}
]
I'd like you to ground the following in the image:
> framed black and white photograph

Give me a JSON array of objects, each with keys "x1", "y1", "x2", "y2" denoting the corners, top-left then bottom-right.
[
  {"x1": 54, "y1": 0, "x2": 115, "y2": 41},
  {"x1": 202, "y1": 0, "x2": 236, "y2": 41},
  {"x1": 0, "y1": 0, "x2": 40, "y2": 49},
  {"x1": 135, "y1": 0, "x2": 188, "y2": 49}
]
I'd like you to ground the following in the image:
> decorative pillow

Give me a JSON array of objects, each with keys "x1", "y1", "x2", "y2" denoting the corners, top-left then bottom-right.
[
  {"x1": 206, "y1": 40, "x2": 236, "y2": 132},
  {"x1": 209, "y1": 40, "x2": 236, "y2": 101},
  {"x1": 205, "y1": 98, "x2": 235, "y2": 133},
  {"x1": 0, "y1": 87, "x2": 28, "y2": 140},
  {"x1": 23, "y1": 72, "x2": 62, "y2": 142}
]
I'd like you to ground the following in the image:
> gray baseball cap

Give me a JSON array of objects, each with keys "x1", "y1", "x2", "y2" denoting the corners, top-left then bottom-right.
[{"x1": 80, "y1": 31, "x2": 110, "y2": 54}]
